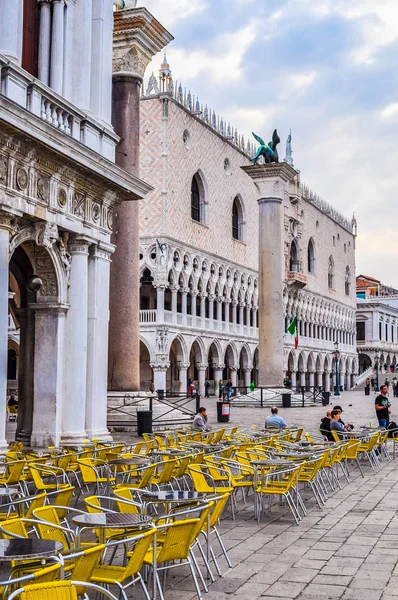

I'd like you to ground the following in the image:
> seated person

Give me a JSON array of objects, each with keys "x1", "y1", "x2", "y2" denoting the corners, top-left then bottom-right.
[
  {"x1": 265, "y1": 407, "x2": 287, "y2": 429},
  {"x1": 192, "y1": 407, "x2": 209, "y2": 431},
  {"x1": 333, "y1": 405, "x2": 345, "y2": 426},
  {"x1": 320, "y1": 410, "x2": 333, "y2": 441},
  {"x1": 330, "y1": 409, "x2": 346, "y2": 435}
]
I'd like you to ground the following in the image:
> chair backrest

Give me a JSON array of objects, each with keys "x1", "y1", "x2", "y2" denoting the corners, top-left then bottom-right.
[
  {"x1": 68, "y1": 544, "x2": 105, "y2": 595},
  {"x1": 0, "y1": 518, "x2": 28, "y2": 539},
  {"x1": 49, "y1": 486, "x2": 75, "y2": 520},
  {"x1": 113, "y1": 488, "x2": 140, "y2": 514},
  {"x1": 77, "y1": 459, "x2": 98, "y2": 484},
  {"x1": 123, "y1": 528, "x2": 156, "y2": 578},
  {"x1": 6, "y1": 460, "x2": 26, "y2": 485},
  {"x1": 137, "y1": 463, "x2": 156, "y2": 489},
  {"x1": 33, "y1": 506, "x2": 71, "y2": 549},
  {"x1": 188, "y1": 466, "x2": 214, "y2": 494},
  {"x1": 11, "y1": 581, "x2": 78, "y2": 600},
  {"x1": 25, "y1": 492, "x2": 47, "y2": 520},
  {"x1": 208, "y1": 493, "x2": 231, "y2": 528},
  {"x1": 154, "y1": 459, "x2": 179, "y2": 485},
  {"x1": 84, "y1": 496, "x2": 102, "y2": 513},
  {"x1": 28, "y1": 466, "x2": 46, "y2": 490},
  {"x1": 157, "y1": 519, "x2": 200, "y2": 563}
]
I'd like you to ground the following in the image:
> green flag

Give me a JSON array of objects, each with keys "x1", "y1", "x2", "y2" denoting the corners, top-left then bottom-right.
[{"x1": 287, "y1": 316, "x2": 297, "y2": 335}]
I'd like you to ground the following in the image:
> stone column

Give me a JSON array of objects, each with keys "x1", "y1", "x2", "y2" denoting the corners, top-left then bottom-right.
[
  {"x1": 38, "y1": 0, "x2": 52, "y2": 85},
  {"x1": 197, "y1": 364, "x2": 207, "y2": 397},
  {"x1": 340, "y1": 372, "x2": 345, "y2": 390},
  {"x1": 208, "y1": 295, "x2": 214, "y2": 329},
  {"x1": 15, "y1": 306, "x2": 35, "y2": 445},
  {"x1": 85, "y1": 244, "x2": 114, "y2": 441},
  {"x1": 156, "y1": 285, "x2": 165, "y2": 324},
  {"x1": 191, "y1": 292, "x2": 198, "y2": 327},
  {"x1": 171, "y1": 287, "x2": 178, "y2": 324},
  {"x1": 291, "y1": 372, "x2": 297, "y2": 389},
  {"x1": 214, "y1": 365, "x2": 224, "y2": 388},
  {"x1": 231, "y1": 301, "x2": 237, "y2": 332},
  {"x1": 324, "y1": 371, "x2": 331, "y2": 392},
  {"x1": 239, "y1": 304, "x2": 245, "y2": 333},
  {"x1": 179, "y1": 362, "x2": 189, "y2": 395},
  {"x1": 309, "y1": 372, "x2": 315, "y2": 388},
  {"x1": 345, "y1": 373, "x2": 350, "y2": 391},
  {"x1": 31, "y1": 305, "x2": 67, "y2": 448},
  {"x1": 230, "y1": 367, "x2": 238, "y2": 389},
  {"x1": 109, "y1": 9, "x2": 172, "y2": 392},
  {"x1": 200, "y1": 295, "x2": 206, "y2": 328},
  {"x1": 90, "y1": 0, "x2": 113, "y2": 123},
  {"x1": 0, "y1": 217, "x2": 12, "y2": 451},
  {"x1": 246, "y1": 305, "x2": 251, "y2": 329},
  {"x1": 72, "y1": 0, "x2": 93, "y2": 111},
  {"x1": 244, "y1": 368, "x2": 251, "y2": 388},
  {"x1": 242, "y1": 163, "x2": 298, "y2": 387},
  {"x1": 316, "y1": 371, "x2": 323, "y2": 387},
  {"x1": 151, "y1": 364, "x2": 168, "y2": 393},
  {"x1": 181, "y1": 289, "x2": 188, "y2": 326},
  {"x1": 300, "y1": 372, "x2": 306, "y2": 388},
  {"x1": 0, "y1": 0, "x2": 23, "y2": 64},
  {"x1": 50, "y1": 0, "x2": 65, "y2": 94},
  {"x1": 217, "y1": 299, "x2": 222, "y2": 330},
  {"x1": 62, "y1": 237, "x2": 91, "y2": 444}
]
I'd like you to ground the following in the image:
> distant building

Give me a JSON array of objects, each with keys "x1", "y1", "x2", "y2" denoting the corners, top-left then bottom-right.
[
  {"x1": 138, "y1": 60, "x2": 358, "y2": 396},
  {"x1": 356, "y1": 275, "x2": 398, "y2": 299}
]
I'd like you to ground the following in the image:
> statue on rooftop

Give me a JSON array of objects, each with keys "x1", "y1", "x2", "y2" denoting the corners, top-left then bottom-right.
[
  {"x1": 250, "y1": 129, "x2": 280, "y2": 165},
  {"x1": 284, "y1": 130, "x2": 294, "y2": 166}
]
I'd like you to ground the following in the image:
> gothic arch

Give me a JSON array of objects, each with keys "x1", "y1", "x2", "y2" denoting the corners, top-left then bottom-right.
[
  {"x1": 207, "y1": 338, "x2": 223, "y2": 365},
  {"x1": 169, "y1": 333, "x2": 189, "y2": 363},
  {"x1": 189, "y1": 336, "x2": 206, "y2": 364}
]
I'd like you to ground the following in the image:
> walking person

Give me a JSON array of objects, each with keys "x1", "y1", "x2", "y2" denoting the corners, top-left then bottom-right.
[
  {"x1": 218, "y1": 379, "x2": 223, "y2": 399},
  {"x1": 375, "y1": 384, "x2": 391, "y2": 428},
  {"x1": 204, "y1": 378, "x2": 210, "y2": 398},
  {"x1": 226, "y1": 379, "x2": 233, "y2": 399},
  {"x1": 370, "y1": 377, "x2": 375, "y2": 391}
]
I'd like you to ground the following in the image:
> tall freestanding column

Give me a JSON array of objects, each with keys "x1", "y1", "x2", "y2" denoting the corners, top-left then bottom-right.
[
  {"x1": 242, "y1": 163, "x2": 298, "y2": 387},
  {"x1": 109, "y1": 7, "x2": 172, "y2": 391},
  {"x1": 0, "y1": 0, "x2": 23, "y2": 64},
  {"x1": 0, "y1": 216, "x2": 12, "y2": 451}
]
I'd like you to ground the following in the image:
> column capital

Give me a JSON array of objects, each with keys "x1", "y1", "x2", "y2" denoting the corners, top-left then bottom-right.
[
  {"x1": 68, "y1": 235, "x2": 92, "y2": 255},
  {"x1": 243, "y1": 367, "x2": 252, "y2": 373},
  {"x1": 180, "y1": 362, "x2": 190, "y2": 370},
  {"x1": 213, "y1": 364, "x2": 225, "y2": 370},
  {"x1": 150, "y1": 363, "x2": 169, "y2": 372},
  {"x1": 196, "y1": 363, "x2": 208, "y2": 371},
  {"x1": 230, "y1": 365, "x2": 239, "y2": 372},
  {"x1": 89, "y1": 242, "x2": 115, "y2": 261},
  {"x1": 0, "y1": 211, "x2": 14, "y2": 233}
]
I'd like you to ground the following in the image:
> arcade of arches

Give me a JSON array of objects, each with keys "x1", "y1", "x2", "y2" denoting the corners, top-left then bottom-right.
[{"x1": 286, "y1": 349, "x2": 358, "y2": 392}]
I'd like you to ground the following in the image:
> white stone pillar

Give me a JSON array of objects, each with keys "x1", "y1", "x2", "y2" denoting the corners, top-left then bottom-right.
[
  {"x1": 217, "y1": 299, "x2": 222, "y2": 330},
  {"x1": 309, "y1": 372, "x2": 315, "y2": 388},
  {"x1": 246, "y1": 305, "x2": 251, "y2": 329},
  {"x1": 232, "y1": 301, "x2": 237, "y2": 331},
  {"x1": 300, "y1": 372, "x2": 306, "y2": 388},
  {"x1": 191, "y1": 292, "x2": 197, "y2": 327},
  {"x1": 85, "y1": 244, "x2": 113, "y2": 441},
  {"x1": 197, "y1": 364, "x2": 206, "y2": 397},
  {"x1": 201, "y1": 295, "x2": 206, "y2": 328},
  {"x1": 340, "y1": 372, "x2": 345, "y2": 390},
  {"x1": 63, "y1": 0, "x2": 74, "y2": 99},
  {"x1": 171, "y1": 287, "x2": 177, "y2": 324},
  {"x1": 291, "y1": 372, "x2": 297, "y2": 389},
  {"x1": 345, "y1": 373, "x2": 350, "y2": 391},
  {"x1": 31, "y1": 305, "x2": 66, "y2": 448},
  {"x1": 324, "y1": 371, "x2": 331, "y2": 392},
  {"x1": 0, "y1": 218, "x2": 11, "y2": 451},
  {"x1": 38, "y1": 0, "x2": 52, "y2": 85},
  {"x1": 50, "y1": 0, "x2": 65, "y2": 94},
  {"x1": 214, "y1": 366, "x2": 224, "y2": 388},
  {"x1": 156, "y1": 286, "x2": 165, "y2": 324},
  {"x1": 181, "y1": 289, "x2": 188, "y2": 326},
  {"x1": 0, "y1": 0, "x2": 23, "y2": 64},
  {"x1": 208, "y1": 295, "x2": 214, "y2": 329},
  {"x1": 62, "y1": 237, "x2": 90, "y2": 444},
  {"x1": 239, "y1": 304, "x2": 244, "y2": 333},
  {"x1": 244, "y1": 368, "x2": 251, "y2": 388},
  {"x1": 179, "y1": 363, "x2": 189, "y2": 395},
  {"x1": 317, "y1": 371, "x2": 323, "y2": 387},
  {"x1": 72, "y1": 0, "x2": 93, "y2": 111},
  {"x1": 90, "y1": 0, "x2": 113, "y2": 123},
  {"x1": 152, "y1": 365, "x2": 168, "y2": 393},
  {"x1": 230, "y1": 367, "x2": 238, "y2": 388}
]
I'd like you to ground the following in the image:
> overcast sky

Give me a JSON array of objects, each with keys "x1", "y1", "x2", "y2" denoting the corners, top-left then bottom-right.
[{"x1": 138, "y1": 0, "x2": 398, "y2": 287}]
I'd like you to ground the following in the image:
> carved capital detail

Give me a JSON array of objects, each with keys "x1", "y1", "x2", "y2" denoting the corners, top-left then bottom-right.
[{"x1": 112, "y1": 46, "x2": 147, "y2": 77}]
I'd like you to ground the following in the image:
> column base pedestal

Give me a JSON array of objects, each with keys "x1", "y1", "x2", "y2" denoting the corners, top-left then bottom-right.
[
  {"x1": 60, "y1": 433, "x2": 90, "y2": 446},
  {"x1": 85, "y1": 428, "x2": 113, "y2": 442}
]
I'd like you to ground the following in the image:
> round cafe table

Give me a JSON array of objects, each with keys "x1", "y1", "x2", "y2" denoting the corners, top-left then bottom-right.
[
  {"x1": 139, "y1": 490, "x2": 204, "y2": 513},
  {"x1": 73, "y1": 512, "x2": 152, "y2": 545},
  {"x1": 0, "y1": 539, "x2": 63, "y2": 562}
]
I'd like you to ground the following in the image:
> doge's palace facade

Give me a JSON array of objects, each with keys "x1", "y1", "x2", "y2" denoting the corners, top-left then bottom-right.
[
  {"x1": 0, "y1": 0, "x2": 151, "y2": 447},
  {"x1": 138, "y1": 62, "x2": 358, "y2": 397}
]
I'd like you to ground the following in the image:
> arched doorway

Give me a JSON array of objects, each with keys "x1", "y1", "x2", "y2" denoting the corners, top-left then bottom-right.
[
  {"x1": 252, "y1": 348, "x2": 259, "y2": 386},
  {"x1": 358, "y1": 353, "x2": 371, "y2": 374},
  {"x1": 139, "y1": 340, "x2": 152, "y2": 392},
  {"x1": 167, "y1": 336, "x2": 186, "y2": 395},
  {"x1": 188, "y1": 338, "x2": 206, "y2": 395}
]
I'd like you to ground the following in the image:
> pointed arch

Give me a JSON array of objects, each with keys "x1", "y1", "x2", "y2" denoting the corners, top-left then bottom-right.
[
  {"x1": 307, "y1": 237, "x2": 315, "y2": 273},
  {"x1": 191, "y1": 170, "x2": 208, "y2": 225},
  {"x1": 290, "y1": 239, "x2": 299, "y2": 272},
  {"x1": 232, "y1": 195, "x2": 245, "y2": 241},
  {"x1": 328, "y1": 256, "x2": 335, "y2": 290}
]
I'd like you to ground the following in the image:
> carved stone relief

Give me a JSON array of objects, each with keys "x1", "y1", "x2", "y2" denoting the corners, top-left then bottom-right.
[
  {"x1": 57, "y1": 188, "x2": 67, "y2": 208},
  {"x1": 113, "y1": 46, "x2": 147, "y2": 76},
  {"x1": 0, "y1": 157, "x2": 7, "y2": 183},
  {"x1": 92, "y1": 202, "x2": 101, "y2": 223},
  {"x1": 16, "y1": 167, "x2": 28, "y2": 191},
  {"x1": 34, "y1": 222, "x2": 59, "y2": 250},
  {"x1": 156, "y1": 326, "x2": 169, "y2": 353},
  {"x1": 37, "y1": 176, "x2": 50, "y2": 203},
  {"x1": 72, "y1": 191, "x2": 85, "y2": 219}
]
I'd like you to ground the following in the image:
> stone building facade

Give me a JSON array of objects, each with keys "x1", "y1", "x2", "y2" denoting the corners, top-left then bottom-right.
[
  {"x1": 0, "y1": 0, "x2": 150, "y2": 447},
  {"x1": 357, "y1": 296, "x2": 398, "y2": 374},
  {"x1": 138, "y1": 63, "x2": 358, "y2": 396}
]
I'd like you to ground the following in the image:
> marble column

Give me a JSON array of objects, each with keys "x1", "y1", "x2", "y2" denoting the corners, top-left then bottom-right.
[
  {"x1": 309, "y1": 372, "x2": 315, "y2": 388},
  {"x1": 239, "y1": 304, "x2": 244, "y2": 333},
  {"x1": 300, "y1": 372, "x2": 306, "y2": 388},
  {"x1": 90, "y1": 0, "x2": 113, "y2": 123},
  {"x1": 345, "y1": 373, "x2": 350, "y2": 391},
  {"x1": 31, "y1": 305, "x2": 66, "y2": 448},
  {"x1": 0, "y1": 219, "x2": 12, "y2": 451},
  {"x1": 197, "y1": 365, "x2": 207, "y2": 397},
  {"x1": 242, "y1": 163, "x2": 297, "y2": 387},
  {"x1": 244, "y1": 368, "x2": 251, "y2": 388},
  {"x1": 50, "y1": 0, "x2": 65, "y2": 94},
  {"x1": 0, "y1": 0, "x2": 23, "y2": 64},
  {"x1": 38, "y1": 0, "x2": 52, "y2": 85},
  {"x1": 208, "y1": 295, "x2": 214, "y2": 329},
  {"x1": 340, "y1": 372, "x2": 345, "y2": 390},
  {"x1": 85, "y1": 244, "x2": 113, "y2": 441},
  {"x1": 191, "y1": 292, "x2": 198, "y2": 327},
  {"x1": 231, "y1": 301, "x2": 237, "y2": 332},
  {"x1": 109, "y1": 73, "x2": 142, "y2": 391},
  {"x1": 171, "y1": 287, "x2": 178, "y2": 324},
  {"x1": 246, "y1": 305, "x2": 251, "y2": 330},
  {"x1": 179, "y1": 363, "x2": 189, "y2": 395},
  {"x1": 72, "y1": 0, "x2": 92, "y2": 111},
  {"x1": 214, "y1": 365, "x2": 224, "y2": 390},
  {"x1": 152, "y1": 365, "x2": 168, "y2": 393},
  {"x1": 156, "y1": 286, "x2": 165, "y2": 324},
  {"x1": 324, "y1": 371, "x2": 331, "y2": 392},
  {"x1": 317, "y1": 371, "x2": 323, "y2": 387},
  {"x1": 291, "y1": 372, "x2": 297, "y2": 389},
  {"x1": 15, "y1": 306, "x2": 35, "y2": 445},
  {"x1": 63, "y1": 0, "x2": 74, "y2": 100},
  {"x1": 181, "y1": 289, "x2": 188, "y2": 326},
  {"x1": 230, "y1": 367, "x2": 238, "y2": 389},
  {"x1": 200, "y1": 295, "x2": 206, "y2": 328},
  {"x1": 62, "y1": 237, "x2": 90, "y2": 444},
  {"x1": 217, "y1": 299, "x2": 222, "y2": 330}
]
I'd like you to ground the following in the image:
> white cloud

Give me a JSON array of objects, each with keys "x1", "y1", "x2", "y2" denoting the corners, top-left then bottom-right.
[
  {"x1": 380, "y1": 103, "x2": 398, "y2": 120},
  {"x1": 136, "y1": 0, "x2": 207, "y2": 26},
  {"x1": 290, "y1": 71, "x2": 317, "y2": 90}
]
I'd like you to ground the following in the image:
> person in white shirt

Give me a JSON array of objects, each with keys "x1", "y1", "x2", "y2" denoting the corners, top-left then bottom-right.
[{"x1": 265, "y1": 407, "x2": 287, "y2": 429}]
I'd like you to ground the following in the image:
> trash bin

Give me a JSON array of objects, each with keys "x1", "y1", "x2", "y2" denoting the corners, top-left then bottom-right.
[
  {"x1": 157, "y1": 389, "x2": 164, "y2": 400},
  {"x1": 282, "y1": 393, "x2": 291, "y2": 408},
  {"x1": 217, "y1": 401, "x2": 230, "y2": 423},
  {"x1": 137, "y1": 410, "x2": 152, "y2": 436},
  {"x1": 364, "y1": 385, "x2": 370, "y2": 396},
  {"x1": 322, "y1": 391, "x2": 330, "y2": 406}
]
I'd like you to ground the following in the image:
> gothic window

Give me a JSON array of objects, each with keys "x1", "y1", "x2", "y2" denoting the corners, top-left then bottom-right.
[
  {"x1": 328, "y1": 256, "x2": 334, "y2": 290},
  {"x1": 232, "y1": 196, "x2": 245, "y2": 241},
  {"x1": 289, "y1": 240, "x2": 299, "y2": 272},
  {"x1": 345, "y1": 266, "x2": 351, "y2": 296},
  {"x1": 190, "y1": 172, "x2": 207, "y2": 224},
  {"x1": 307, "y1": 238, "x2": 315, "y2": 273}
]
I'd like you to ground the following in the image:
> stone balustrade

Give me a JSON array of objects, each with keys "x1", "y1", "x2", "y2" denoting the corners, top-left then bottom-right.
[{"x1": 0, "y1": 55, "x2": 118, "y2": 161}]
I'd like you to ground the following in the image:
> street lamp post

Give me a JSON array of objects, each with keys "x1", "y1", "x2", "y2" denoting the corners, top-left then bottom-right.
[
  {"x1": 333, "y1": 341, "x2": 341, "y2": 396},
  {"x1": 375, "y1": 352, "x2": 380, "y2": 392}
]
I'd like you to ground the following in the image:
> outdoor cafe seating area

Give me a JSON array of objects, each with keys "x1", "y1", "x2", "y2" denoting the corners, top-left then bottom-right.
[{"x1": 0, "y1": 423, "x2": 392, "y2": 599}]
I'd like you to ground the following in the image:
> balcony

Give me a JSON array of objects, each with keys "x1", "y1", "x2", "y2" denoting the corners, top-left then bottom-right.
[
  {"x1": 0, "y1": 55, "x2": 118, "y2": 161},
  {"x1": 287, "y1": 271, "x2": 307, "y2": 287}
]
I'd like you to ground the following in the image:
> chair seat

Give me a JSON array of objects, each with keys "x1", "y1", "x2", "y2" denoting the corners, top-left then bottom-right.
[{"x1": 91, "y1": 564, "x2": 126, "y2": 584}]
